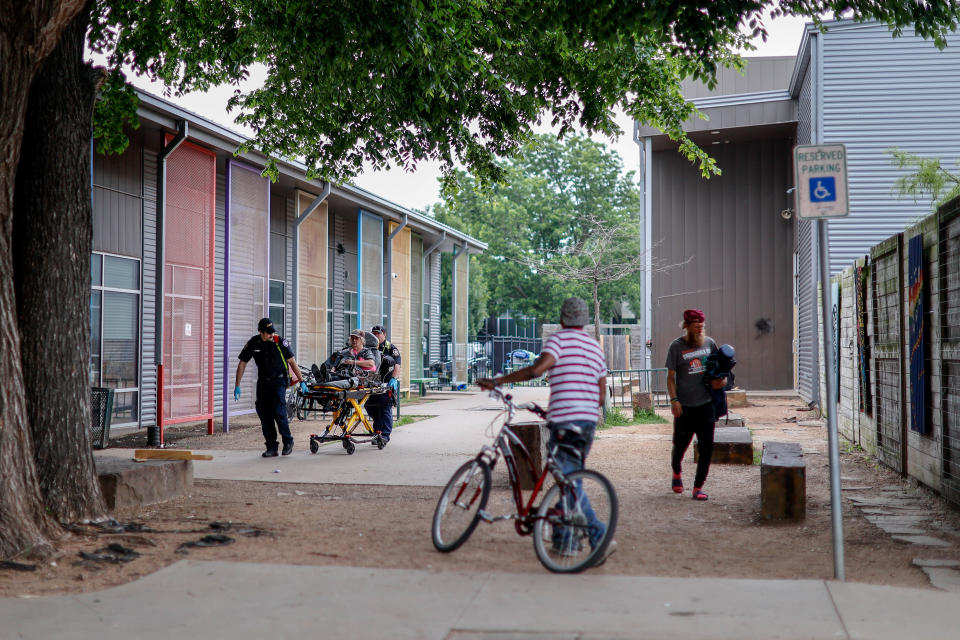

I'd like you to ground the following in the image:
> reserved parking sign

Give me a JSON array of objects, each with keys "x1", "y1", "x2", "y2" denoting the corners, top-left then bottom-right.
[{"x1": 794, "y1": 144, "x2": 849, "y2": 219}]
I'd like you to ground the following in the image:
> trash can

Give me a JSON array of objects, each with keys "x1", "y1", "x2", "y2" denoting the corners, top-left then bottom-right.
[{"x1": 90, "y1": 387, "x2": 115, "y2": 449}]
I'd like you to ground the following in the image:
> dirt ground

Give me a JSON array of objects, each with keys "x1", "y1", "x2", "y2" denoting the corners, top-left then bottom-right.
[{"x1": 3, "y1": 395, "x2": 960, "y2": 598}]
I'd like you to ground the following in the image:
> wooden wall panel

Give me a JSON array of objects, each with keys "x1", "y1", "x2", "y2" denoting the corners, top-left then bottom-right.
[
  {"x1": 298, "y1": 192, "x2": 328, "y2": 367},
  {"x1": 390, "y1": 223, "x2": 412, "y2": 390}
]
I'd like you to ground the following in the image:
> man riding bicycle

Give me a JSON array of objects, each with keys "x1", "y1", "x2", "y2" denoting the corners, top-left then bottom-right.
[{"x1": 478, "y1": 296, "x2": 615, "y2": 564}]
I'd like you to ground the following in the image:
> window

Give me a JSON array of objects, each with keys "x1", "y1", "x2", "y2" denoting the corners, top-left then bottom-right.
[
  {"x1": 269, "y1": 279, "x2": 285, "y2": 336},
  {"x1": 90, "y1": 253, "x2": 141, "y2": 426},
  {"x1": 343, "y1": 290, "x2": 358, "y2": 342}
]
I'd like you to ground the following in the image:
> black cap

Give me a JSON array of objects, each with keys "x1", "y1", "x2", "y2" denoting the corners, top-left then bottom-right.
[
  {"x1": 371, "y1": 325, "x2": 385, "y2": 334},
  {"x1": 258, "y1": 317, "x2": 275, "y2": 334}
]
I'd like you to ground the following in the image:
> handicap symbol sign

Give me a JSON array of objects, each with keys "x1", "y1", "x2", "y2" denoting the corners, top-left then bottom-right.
[{"x1": 809, "y1": 176, "x2": 836, "y2": 203}]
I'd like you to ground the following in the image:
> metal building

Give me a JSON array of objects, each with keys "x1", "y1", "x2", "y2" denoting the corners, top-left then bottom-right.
[
  {"x1": 635, "y1": 19, "x2": 960, "y2": 401},
  {"x1": 91, "y1": 89, "x2": 485, "y2": 432}
]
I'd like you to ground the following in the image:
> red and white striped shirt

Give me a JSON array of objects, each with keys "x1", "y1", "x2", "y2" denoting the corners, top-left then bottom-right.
[{"x1": 541, "y1": 328, "x2": 607, "y2": 423}]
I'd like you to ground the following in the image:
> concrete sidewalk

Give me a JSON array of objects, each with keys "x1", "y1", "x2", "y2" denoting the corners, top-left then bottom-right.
[
  {"x1": 96, "y1": 388, "x2": 541, "y2": 486},
  {"x1": 63, "y1": 389, "x2": 956, "y2": 638},
  {"x1": 5, "y1": 560, "x2": 958, "y2": 639}
]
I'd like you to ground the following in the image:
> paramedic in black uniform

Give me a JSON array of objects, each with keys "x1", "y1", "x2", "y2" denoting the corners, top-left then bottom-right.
[
  {"x1": 366, "y1": 324, "x2": 401, "y2": 445},
  {"x1": 234, "y1": 317, "x2": 305, "y2": 457}
]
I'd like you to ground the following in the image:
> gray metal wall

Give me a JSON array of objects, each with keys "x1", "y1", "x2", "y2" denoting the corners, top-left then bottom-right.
[
  {"x1": 651, "y1": 135, "x2": 795, "y2": 390},
  {"x1": 214, "y1": 157, "x2": 226, "y2": 418},
  {"x1": 681, "y1": 56, "x2": 798, "y2": 99},
  {"x1": 141, "y1": 139, "x2": 158, "y2": 427},
  {"x1": 796, "y1": 62, "x2": 818, "y2": 403},
  {"x1": 819, "y1": 22, "x2": 960, "y2": 273},
  {"x1": 92, "y1": 139, "x2": 143, "y2": 257}
]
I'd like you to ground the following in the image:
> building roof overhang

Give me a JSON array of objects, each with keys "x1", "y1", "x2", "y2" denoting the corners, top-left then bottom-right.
[{"x1": 134, "y1": 89, "x2": 486, "y2": 254}]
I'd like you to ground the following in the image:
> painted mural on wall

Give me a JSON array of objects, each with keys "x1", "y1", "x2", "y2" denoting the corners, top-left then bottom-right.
[
  {"x1": 908, "y1": 234, "x2": 927, "y2": 434},
  {"x1": 854, "y1": 261, "x2": 872, "y2": 415}
]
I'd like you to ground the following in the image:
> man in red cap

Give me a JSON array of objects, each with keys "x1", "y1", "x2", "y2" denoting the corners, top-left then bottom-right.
[{"x1": 665, "y1": 309, "x2": 727, "y2": 500}]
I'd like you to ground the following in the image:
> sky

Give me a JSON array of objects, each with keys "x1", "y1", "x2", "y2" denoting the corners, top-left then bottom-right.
[{"x1": 105, "y1": 12, "x2": 810, "y2": 213}]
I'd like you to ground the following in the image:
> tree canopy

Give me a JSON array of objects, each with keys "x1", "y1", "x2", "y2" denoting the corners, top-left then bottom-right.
[
  {"x1": 432, "y1": 134, "x2": 644, "y2": 330},
  {"x1": 90, "y1": 1, "x2": 960, "y2": 188},
  {"x1": 888, "y1": 147, "x2": 960, "y2": 210}
]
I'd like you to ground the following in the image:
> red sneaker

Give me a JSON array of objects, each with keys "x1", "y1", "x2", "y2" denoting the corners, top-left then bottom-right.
[
  {"x1": 672, "y1": 473, "x2": 683, "y2": 494},
  {"x1": 692, "y1": 487, "x2": 708, "y2": 501}
]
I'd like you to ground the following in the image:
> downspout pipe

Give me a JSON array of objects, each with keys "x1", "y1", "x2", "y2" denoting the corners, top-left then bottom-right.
[
  {"x1": 385, "y1": 213, "x2": 408, "y2": 335},
  {"x1": 150, "y1": 120, "x2": 188, "y2": 447}
]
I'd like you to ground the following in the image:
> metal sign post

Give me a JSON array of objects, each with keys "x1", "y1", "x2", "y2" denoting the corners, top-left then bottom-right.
[{"x1": 794, "y1": 143, "x2": 849, "y2": 581}]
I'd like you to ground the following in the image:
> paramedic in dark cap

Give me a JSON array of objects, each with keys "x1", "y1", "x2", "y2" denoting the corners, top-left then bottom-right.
[
  {"x1": 366, "y1": 324, "x2": 401, "y2": 445},
  {"x1": 235, "y1": 317, "x2": 306, "y2": 457}
]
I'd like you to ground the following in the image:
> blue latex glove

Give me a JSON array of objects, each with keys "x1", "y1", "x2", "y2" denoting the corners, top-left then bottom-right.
[
  {"x1": 299, "y1": 382, "x2": 308, "y2": 394},
  {"x1": 233, "y1": 385, "x2": 241, "y2": 401},
  {"x1": 389, "y1": 378, "x2": 399, "y2": 392}
]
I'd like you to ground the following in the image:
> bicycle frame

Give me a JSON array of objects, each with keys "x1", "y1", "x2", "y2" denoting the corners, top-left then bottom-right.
[{"x1": 475, "y1": 391, "x2": 565, "y2": 536}]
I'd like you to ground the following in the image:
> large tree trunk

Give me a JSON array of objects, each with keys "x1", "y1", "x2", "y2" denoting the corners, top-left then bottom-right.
[
  {"x1": 0, "y1": 0, "x2": 88, "y2": 559},
  {"x1": 14, "y1": 0, "x2": 107, "y2": 524}
]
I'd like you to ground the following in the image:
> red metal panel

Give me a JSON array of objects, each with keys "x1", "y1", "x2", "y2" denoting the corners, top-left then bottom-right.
[{"x1": 164, "y1": 141, "x2": 216, "y2": 424}]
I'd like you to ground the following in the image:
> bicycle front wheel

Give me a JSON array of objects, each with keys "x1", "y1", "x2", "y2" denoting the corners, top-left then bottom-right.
[
  {"x1": 532, "y1": 469, "x2": 618, "y2": 573},
  {"x1": 432, "y1": 459, "x2": 491, "y2": 552}
]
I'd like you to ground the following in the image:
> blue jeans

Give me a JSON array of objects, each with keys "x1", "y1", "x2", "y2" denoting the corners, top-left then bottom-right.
[
  {"x1": 366, "y1": 394, "x2": 393, "y2": 440},
  {"x1": 548, "y1": 420, "x2": 606, "y2": 550}
]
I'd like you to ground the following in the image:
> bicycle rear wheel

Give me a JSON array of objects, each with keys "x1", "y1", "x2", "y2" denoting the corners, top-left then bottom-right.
[
  {"x1": 532, "y1": 469, "x2": 618, "y2": 573},
  {"x1": 432, "y1": 459, "x2": 491, "y2": 552}
]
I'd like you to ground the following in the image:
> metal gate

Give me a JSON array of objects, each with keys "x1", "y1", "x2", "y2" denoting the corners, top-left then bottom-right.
[
  {"x1": 163, "y1": 141, "x2": 215, "y2": 424},
  {"x1": 939, "y1": 207, "x2": 960, "y2": 505},
  {"x1": 871, "y1": 235, "x2": 905, "y2": 473}
]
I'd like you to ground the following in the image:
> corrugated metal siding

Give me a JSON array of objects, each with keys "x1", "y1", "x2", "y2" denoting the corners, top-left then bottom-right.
[
  {"x1": 213, "y1": 158, "x2": 226, "y2": 418},
  {"x1": 821, "y1": 22, "x2": 960, "y2": 273},
  {"x1": 796, "y1": 65, "x2": 818, "y2": 403},
  {"x1": 285, "y1": 195, "x2": 295, "y2": 343},
  {"x1": 332, "y1": 213, "x2": 345, "y2": 342},
  {"x1": 651, "y1": 135, "x2": 795, "y2": 390},
  {"x1": 681, "y1": 56, "x2": 798, "y2": 98},
  {"x1": 141, "y1": 141, "x2": 158, "y2": 427},
  {"x1": 227, "y1": 162, "x2": 269, "y2": 415},
  {"x1": 686, "y1": 100, "x2": 795, "y2": 133},
  {"x1": 429, "y1": 251, "x2": 441, "y2": 365},
  {"x1": 93, "y1": 139, "x2": 143, "y2": 257}
]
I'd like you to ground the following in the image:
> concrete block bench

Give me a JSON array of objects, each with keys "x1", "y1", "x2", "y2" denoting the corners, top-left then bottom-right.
[
  {"x1": 95, "y1": 455, "x2": 193, "y2": 511},
  {"x1": 761, "y1": 441, "x2": 806, "y2": 521},
  {"x1": 507, "y1": 420, "x2": 550, "y2": 490},
  {"x1": 726, "y1": 389, "x2": 748, "y2": 408},
  {"x1": 695, "y1": 426, "x2": 753, "y2": 464}
]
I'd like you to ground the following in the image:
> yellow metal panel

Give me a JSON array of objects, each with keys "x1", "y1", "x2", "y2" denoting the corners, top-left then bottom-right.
[
  {"x1": 297, "y1": 191, "x2": 328, "y2": 367},
  {"x1": 390, "y1": 223, "x2": 412, "y2": 391}
]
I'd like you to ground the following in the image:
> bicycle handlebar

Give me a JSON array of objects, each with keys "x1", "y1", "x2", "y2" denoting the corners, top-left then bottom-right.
[{"x1": 488, "y1": 387, "x2": 547, "y2": 419}]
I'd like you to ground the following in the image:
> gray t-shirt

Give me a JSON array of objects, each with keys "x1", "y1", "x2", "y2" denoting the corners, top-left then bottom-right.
[{"x1": 665, "y1": 336, "x2": 718, "y2": 407}]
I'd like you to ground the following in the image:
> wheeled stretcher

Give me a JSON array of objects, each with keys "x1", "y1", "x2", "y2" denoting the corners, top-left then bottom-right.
[{"x1": 299, "y1": 377, "x2": 391, "y2": 455}]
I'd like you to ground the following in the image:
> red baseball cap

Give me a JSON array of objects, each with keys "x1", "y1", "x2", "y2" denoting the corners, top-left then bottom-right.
[{"x1": 683, "y1": 309, "x2": 705, "y2": 323}]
